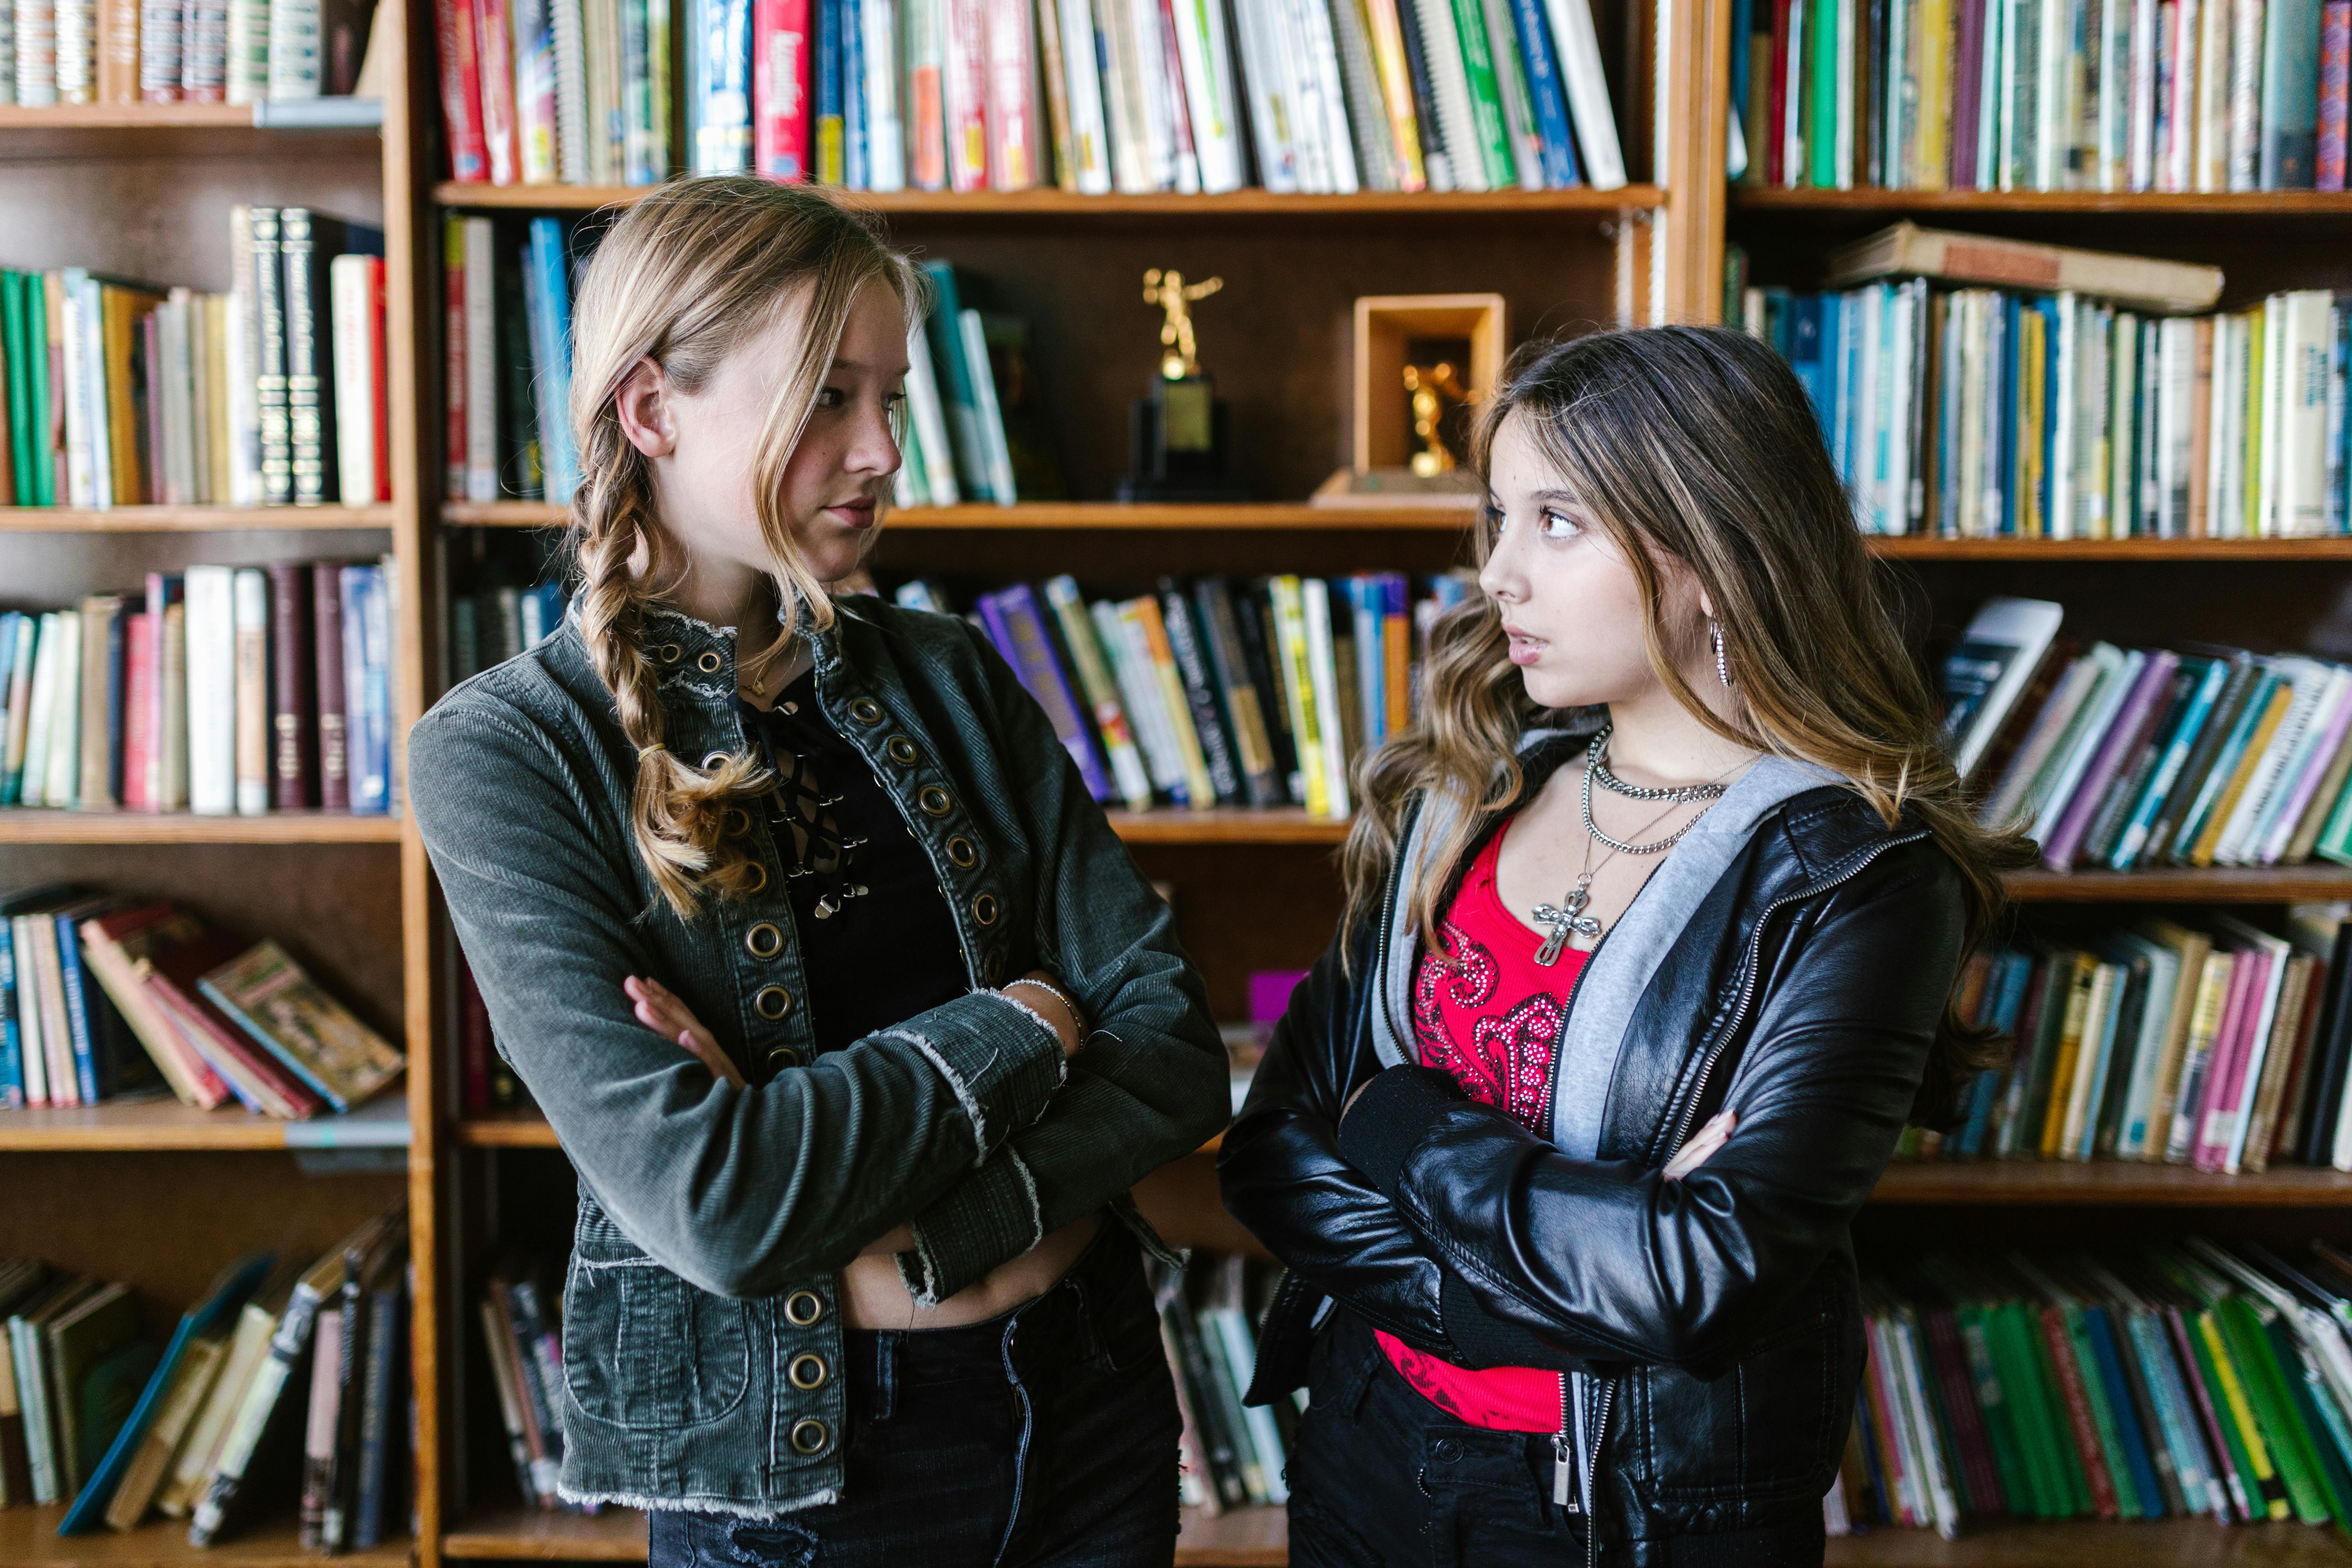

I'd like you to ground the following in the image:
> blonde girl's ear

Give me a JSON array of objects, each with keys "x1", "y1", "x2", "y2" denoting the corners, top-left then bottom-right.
[{"x1": 615, "y1": 357, "x2": 676, "y2": 458}]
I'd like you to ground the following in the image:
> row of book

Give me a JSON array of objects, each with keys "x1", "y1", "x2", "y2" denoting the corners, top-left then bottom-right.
[
  {"x1": 0, "y1": 211, "x2": 393, "y2": 511},
  {"x1": 901, "y1": 570, "x2": 1475, "y2": 818},
  {"x1": 1746, "y1": 271, "x2": 2352, "y2": 540},
  {"x1": 1155, "y1": 1253, "x2": 1295, "y2": 1514},
  {"x1": 0, "y1": 562, "x2": 399, "y2": 817},
  {"x1": 1732, "y1": 0, "x2": 2352, "y2": 191},
  {"x1": 1905, "y1": 904, "x2": 2352, "y2": 1173},
  {"x1": 1836, "y1": 1239, "x2": 2352, "y2": 1536},
  {"x1": 442, "y1": 224, "x2": 1060, "y2": 509},
  {"x1": 1, "y1": 1207, "x2": 409, "y2": 1550},
  {"x1": 1, "y1": 889, "x2": 406, "y2": 1117},
  {"x1": 434, "y1": 0, "x2": 1628, "y2": 195},
  {"x1": 5, "y1": 0, "x2": 375, "y2": 105},
  {"x1": 476, "y1": 1261, "x2": 576, "y2": 1511},
  {"x1": 1944, "y1": 597, "x2": 2352, "y2": 870}
]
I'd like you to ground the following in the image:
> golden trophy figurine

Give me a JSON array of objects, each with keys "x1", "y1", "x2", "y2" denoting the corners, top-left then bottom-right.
[
  {"x1": 1123, "y1": 267, "x2": 1246, "y2": 500},
  {"x1": 1403, "y1": 361, "x2": 1471, "y2": 477},
  {"x1": 1142, "y1": 268, "x2": 1224, "y2": 380}
]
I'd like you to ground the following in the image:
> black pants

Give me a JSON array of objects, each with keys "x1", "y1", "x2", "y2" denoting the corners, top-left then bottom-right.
[
  {"x1": 648, "y1": 1223, "x2": 1182, "y2": 1568},
  {"x1": 1289, "y1": 1311, "x2": 1826, "y2": 1568}
]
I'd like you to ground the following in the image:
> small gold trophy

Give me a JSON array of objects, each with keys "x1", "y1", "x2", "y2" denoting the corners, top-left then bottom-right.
[
  {"x1": 1121, "y1": 267, "x2": 1247, "y2": 501},
  {"x1": 1403, "y1": 361, "x2": 1472, "y2": 477}
]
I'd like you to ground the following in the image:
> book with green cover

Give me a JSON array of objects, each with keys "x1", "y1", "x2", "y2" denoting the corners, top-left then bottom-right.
[
  {"x1": 1444, "y1": 0, "x2": 1518, "y2": 187},
  {"x1": 2215, "y1": 1296, "x2": 2335, "y2": 1524},
  {"x1": 2262, "y1": 1314, "x2": 2352, "y2": 1526},
  {"x1": 2194, "y1": 1306, "x2": 2292, "y2": 1518},
  {"x1": 1807, "y1": 0, "x2": 1839, "y2": 186},
  {"x1": 1990, "y1": 1291, "x2": 2089, "y2": 1513}
]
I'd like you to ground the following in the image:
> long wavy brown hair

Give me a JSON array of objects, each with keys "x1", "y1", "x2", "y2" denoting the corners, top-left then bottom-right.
[
  {"x1": 1342, "y1": 326, "x2": 2034, "y2": 1127},
  {"x1": 565, "y1": 176, "x2": 918, "y2": 919}
]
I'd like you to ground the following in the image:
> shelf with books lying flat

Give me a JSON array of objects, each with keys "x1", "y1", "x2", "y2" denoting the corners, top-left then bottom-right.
[
  {"x1": 0, "y1": 1505, "x2": 408, "y2": 1567},
  {"x1": 428, "y1": 183, "x2": 1668, "y2": 218},
  {"x1": 1870, "y1": 1161, "x2": 2352, "y2": 1204},
  {"x1": 1728, "y1": 187, "x2": 2352, "y2": 217},
  {"x1": 0, "y1": 505, "x2": 399, "y2": 531},
  {"x1": 0, "y1": 810, "x2": 403, "y2": 844}
]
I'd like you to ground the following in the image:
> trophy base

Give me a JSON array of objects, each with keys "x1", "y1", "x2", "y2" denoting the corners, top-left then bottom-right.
[{"x1": 1125, "y1": 386, "x2": 1247, "y2": 503}]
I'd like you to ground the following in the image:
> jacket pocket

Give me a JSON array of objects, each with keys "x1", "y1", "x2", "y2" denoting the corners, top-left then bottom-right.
[
  {"x1": 563, "y1": 1207, "x2": 752, "y2": 1431},
  {"x1": 1634, "y1": 1290, "x2": 1842, "y2": 1505}
]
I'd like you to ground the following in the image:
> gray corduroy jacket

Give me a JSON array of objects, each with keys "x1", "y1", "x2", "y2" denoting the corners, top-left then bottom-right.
[{"x1": 408, "y1": 594, "x2": 1229, "y2": 1518}]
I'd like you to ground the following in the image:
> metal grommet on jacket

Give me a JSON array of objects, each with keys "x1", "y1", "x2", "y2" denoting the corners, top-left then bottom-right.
[
  {"x1": 745, "y1": 921, "x2": 784, "y2": 959},
  {"x1": 946, "y1": 836, "x2": 977, "y2": 868},
  {"x1": 848, "y1": 697, "x2": 884, "y2": 725},
  {"x1": 886, "y1": 736, "x2": 919, "y2": 766},
  {"x1": 697, "y1": 650, "x2": 724, "y2": 674},
  {"x1": 723, "y1": 806, "x2": 753, "y2": 837},
  {"x1": 765, "y1": 1045, "x2": 802, "y2": 1073},
  {"x1": 785, "y1": 1290, "x2": 825, "y2": 1327},
  {"x1": 919, "y1": 785, "x2": 953, "y2": 817},
  {"x1": 655, "y1": 643, "x2": 683, "y2": 664},
  {"x1": 971, "y1": 892, "x2": 1000, "y2": 927},
  {"x1": 754, "y1": 984, "x2": 794, "y2": 1020},
  {"x1": 701, "y1": 750, "x2": 729, "y2": 770},
  {"x1": 741, "y1": 862, "x2": 768, "y2": 894},
  {"x1": 788, "y1": 1353, "x2": 829, "y2": 1391},
  {"x1": 789, "y1": 1417, "x2": 831, "y2": 1456}
]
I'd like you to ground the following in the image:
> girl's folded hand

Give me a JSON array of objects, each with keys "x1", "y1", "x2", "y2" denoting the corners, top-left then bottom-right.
[
  {"x1": 626, "y1": 975, "x2": 747, "y2": 1088},
  {"x1": 1662, "y1": 1111, "x2": 1735, "y2": 1182}
]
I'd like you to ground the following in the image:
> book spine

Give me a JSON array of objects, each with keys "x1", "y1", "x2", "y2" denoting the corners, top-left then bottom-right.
[
  {"x1": 279, "y1": 209, "x2": 335, "y2": 507},
  {"x1": 247, "y1": 208, "x2": 288, "y2": 507},
  {"x1": 434, "y1": 0, "x2": 491, "y2": 177},
  {"x1": 476, "y1": 0, "x2": 521, "y2": 181},
  {"x1": 311, "y1": 561, "x2": 348, "y2": 812},
  {"x1": 232, "y1": 567, "x2": 269, "y2": 816},
  {"x1": 940, "y1": 0, "x2": 986, "y2": 187},
  {"x1": 983, "y1": 586, "x2": 1116, "y2": 802},
  {"x1": 1158, "y1": 585, "x2": 1243, "y2": 805},
  {"x1": 982, "y1": 0, "x2": 1038, "y2": 186},
  {"x1": 352, "y1": 1287, "x2": 396, "y2": 1548},
  {"x1": 267, "y1": 562, "x2": 314, "y2": 812}
]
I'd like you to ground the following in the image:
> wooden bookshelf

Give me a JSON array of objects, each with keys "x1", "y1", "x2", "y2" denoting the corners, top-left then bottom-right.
[
  {"x1": 0, "y1": 1506, "x2": 408, "y2": 1567},
  {"x1": 0, "y1": 505, "x2": 398, "y2": 531},
  {"x1": 1870, "y1": 1162, "x2": 2352, "y2": 1204},
  {"x1": 0, "y1": 810, "x2": 405, "y2": 844},
  {"x1": 1730, "y1": 186, "x2": 2352, "y2": 217},
  {"x1": 443, "y1": 1511, "x2": 649, "y2": 1562},
  {"x1": 429, "y1": 183, "x2": 1670, "y2": 216},
  {"x1": 2003, "y1": 867, "x2": 2352, "y2": 902}
]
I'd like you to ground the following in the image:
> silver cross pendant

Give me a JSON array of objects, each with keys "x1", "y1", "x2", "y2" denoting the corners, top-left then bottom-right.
[{"x1": 1532, "y1": 877, "x2": 1601, "y2": 966}]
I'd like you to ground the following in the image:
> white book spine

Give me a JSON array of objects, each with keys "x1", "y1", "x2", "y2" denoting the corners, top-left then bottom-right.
[
  {"x1": 464, "y1": 217, "x2": 499, "y2": 502},
  {"x1": 1166, "y1": 0, "x2": 1241, "y2": 190},
  {"x1": 15, "y1": 0, "x2": 55, "y2": 103},
  {"x1": 2260, "y1": 296, "x2": 2285, "y2": 533},
  {"x1": 2193, "y1": 0, "x2": 2226, "y2": 183},
  {"x1": 1414, "y1": 0, "x2": 1487, "y2": 190},
  {"x1": 40, "y1": 610, "x2": 78, "y2": 808},
  {"x1": 2225, "y1": 0, "x2": 2263, "y2": 187},
  {"x1": 1543, "y1": 0, "x2": 1624, "y2": 186},
  {"x1": 225, "y1": 205, "x2": 259, "y2": 506},
  {"x1": 232, "y1": 566, "x2": 268, "y2": 816},
  {"x1": 59, "y1": 272, "x2": 94, "y2": 508},
  {"x1": 1271, "y1": 0, "x2": 1333, "y2": 191},
  {"x1": 1056, "y1": 0, "x2": 1111, "y2": 191},
  {"x1": 1228, "y1": 0, "x2": 1298, "y2": 191},
  {"x1": 185, "y1": 566, "x2": 237, "y2": 815},
  {"x1": 862, "y1": 0, "x2": 906, "y2": 187},
  {"x1": 330, "y1": 256, "x2": 375, "y2": 508},
  {"x1": 16, "y1": 615, "x2": 60, "y2": 808},
  {"x1": 52, "y1": 0, "x2": 86, "y2": 98},
  {"x1": 550, "y1": 0, "x2": 588, "y2": 178},
  {"x1": 2165, "y1": 315, "x2": 2195, "y2": 532},
  {"x1": 2112, "y1": 312, "x2": 2139, "y2": 534},
  {"x1": 265, "y1": 0, "x2": 317, "y2": 96},
  {"x1": 1834, "y1": 0, "x2": 1854, "y2": 187},
  {"x1": 2280, "y1": 289, "x2": 2332, "y2": 535},
  {"x1": 2051, "y1": 295, "x2": 2077, "y2": 536},
  {"x1": 1122, "y1": 0, "x2": 1177, "y2": 187},
  {"x1": 1299, "y1": 0, "x2": 1359, "y2": 192},
  {"x1": 156, "y1": 594, "x2": 186, "y2": 809}
]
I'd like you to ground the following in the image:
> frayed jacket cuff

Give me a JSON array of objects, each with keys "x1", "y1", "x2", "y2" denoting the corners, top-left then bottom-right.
[
  {"x1": 1336, "y1": 1066, "x2": 1467, "y2": 1199},
  {"x1": 897, "y1": 1147, "x2": 1044, "y2": 1306},
  {"x1": 875, "y1": 991, "x2": 1066, "y2": 1167}
]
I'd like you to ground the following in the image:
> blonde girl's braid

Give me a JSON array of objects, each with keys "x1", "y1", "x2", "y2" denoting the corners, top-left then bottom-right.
[{"x1": 564, "y1": 175, "x2": 919, "y2": 920}]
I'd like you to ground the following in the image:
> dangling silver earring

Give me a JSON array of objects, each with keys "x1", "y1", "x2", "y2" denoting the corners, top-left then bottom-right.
[{"x1": 1711, "y1": 621, "x2": 1732, "y2": 688}]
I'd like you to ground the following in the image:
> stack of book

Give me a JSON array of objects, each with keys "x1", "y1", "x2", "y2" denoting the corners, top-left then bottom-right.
[
  {"x1": 435, "y1": 0, "x2": 1627, "y2": 194},
  {"x1": 475, "y1": 1260, "x2": 581, "y2": 1512},
  {"x1": 1914, "y1": 904, "x2": 2352, "y2": 1174},
  {"x1": 5, "y1": 0, "x2": 378, "y2": 106},
  {"x1": 1943, "y1": 596, "x2": 2352, "y2": 871},
  {"x1": 1155, "y1": 1252, "x2": 1295, "y2": 1514},
  {"x1": 0, "y1": 211, "x2": 393, "y2": 512},
  {"x1": 901, "y1": 570, "x2": 1476, "y2": 819},
  {"x1": 0, "y1": 561, "x2": 399, "y2": 817},
  {"x1": 1733, "y1": 0, "x2": 2352, "y2": 190},
  {"x1": 441, "y1": 232, "x2": 1055, "y2": 510},
  {"x1": 1, "y1": 1206, "x2": 408, "y2": 1550},
  {"x1": 2, "y1": 890, "x2": 407, "y2": 1118},
  {"x1": 1840, "y1": 1238, "x2": 2352, "y2": 1538},
  {"x1": 1737, "y1": 227, "x2": 2352, "y2": 540}
]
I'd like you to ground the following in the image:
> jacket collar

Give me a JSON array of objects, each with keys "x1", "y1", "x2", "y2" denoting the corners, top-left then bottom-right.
[
  {"x1": 1371, "y1": 732, "x2": 1912, "y2": 1157},
  {"x1": 560, "y1": 593, "x2": 853, "y2": 712}
]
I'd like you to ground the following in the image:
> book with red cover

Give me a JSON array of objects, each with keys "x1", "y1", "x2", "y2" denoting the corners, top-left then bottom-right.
[
  {"x1": 1765, "y1": 0, "x2": 1792, "y2": 186},
  {"x1": 941, "y1": 0, "x2": 989, "y2": 191},
  {"x1": 269, "y1": 563, "x2": 317, "y2": 811},
  {"x1": 982, "y1": 0, "x2": 1039, "y2": 188},
  {"x1": 1918, "y1": 1293, "x2": 2008, "y2": 1516},
  {"x1": 367, "y1": 261, "x2": 389, "y2": 502},
  {"x1": 76, "y1": 903, "x2": 235, "y2": 1110},
  {"x1": 753, "y1": 0, "x2": 812, "y2": 180},
  {"x1": 459, "y1": 955, "x2": 493, "y2": 1116},
  {"x1": 2034, "y1": 1304, "x2": 2122, "y2": 1517},
  {"x1": 142, "y1": 931, "x2": 325, "y2": 1119},
  {"x1": 474, "y1": 0, "x2": 523, "y2": 185},
  {"x1": 313, "y1": 565, "x2": 349, "y2": 812}
]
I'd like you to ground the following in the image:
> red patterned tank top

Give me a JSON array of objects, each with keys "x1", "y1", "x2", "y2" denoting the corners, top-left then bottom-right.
[{"x1": 1374, "y1": 814, "x2": 1587, "y2": 1432}]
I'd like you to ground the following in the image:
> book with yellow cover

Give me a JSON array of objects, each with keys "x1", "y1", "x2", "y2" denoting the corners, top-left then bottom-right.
[{"x1": 194, "y1": 941, "x2": 402, "y2": 1114}]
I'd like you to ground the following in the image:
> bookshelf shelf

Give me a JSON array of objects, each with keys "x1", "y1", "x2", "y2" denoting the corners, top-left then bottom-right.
[
  {"x1": 0, "y1": 1507, "x2": 408, "y2": 1567},
  {"x1": 454, "y1": 1112, "x2": 562, "y2": 1148},
  {"x1": 1867, "y1": 536, "x2": 2352, "y2": 559},
  {"x1": 429, "y1": 183, "x2": 1669, "y2": 217},
  {"x1": 441, "y1": 500, "x2": 1482, "y2": 529},
  {"x1": 0, "y1": 505, "x2": 398, "y2": 532},
  {"x1": 1823, "y1": 1517, "x2": 2351, "y2": 1564},
  {"x1": 1871, "y1": 1161, "x2": 2352, "y2": 1204},
  {"x1": 443, "y1": 1510, "x2": 649, "y2": 1561},
  {"x1": 1106, "y1": 810, "x2": 1350, "y2": 844},
  {"x1": 1729, "y1": 186, "x2": 2352, "y2": 217},
  {"x1": 0, "y1": 1101, "x2": 305, "y2": 1150},
  {"x1": 2003, "y1": 867, "x2": 2352, "y2": 902},
  {"x1": 0, "y1": 810, "x2": 403, "y2": 844}
]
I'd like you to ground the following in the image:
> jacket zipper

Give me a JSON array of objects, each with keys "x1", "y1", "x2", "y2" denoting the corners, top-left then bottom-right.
[
  {"x1": 1552, "y1": 1373, "x2": 1577, "y2": 1510},
  {"x1": 1581, "y1": 1377, "x2": 1614, "y2": 1568},
  {"x1": 1656, "y1": 829, "x2": 1931, "y2": 1162}
]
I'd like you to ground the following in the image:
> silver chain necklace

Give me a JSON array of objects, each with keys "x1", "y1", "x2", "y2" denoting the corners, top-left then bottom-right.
[
  {"x1": 1530, "y1": 730, "x2": 1740, "y2": 966},
  {"x1": 1589, "y1": 731, "x2": 1729, "y2": 805}
]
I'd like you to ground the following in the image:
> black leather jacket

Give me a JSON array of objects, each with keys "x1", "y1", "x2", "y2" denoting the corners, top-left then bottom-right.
[{"x1": 1219, "y1": 736, "x2": 1966, "y2": 1561}]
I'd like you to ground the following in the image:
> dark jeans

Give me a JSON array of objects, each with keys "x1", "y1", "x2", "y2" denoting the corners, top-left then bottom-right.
[
  {"x1": 647, "y1": 1222, "x2": 1181, "y2": 1568},
  {"x1": 1289, "y1": 1311, "x2": 1826, "y2": 1568}
]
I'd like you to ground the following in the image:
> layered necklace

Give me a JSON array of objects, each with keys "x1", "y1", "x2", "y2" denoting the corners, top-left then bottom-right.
[{"x1": 1530, "y1": 726, "x2": 1741, "y2": 965}]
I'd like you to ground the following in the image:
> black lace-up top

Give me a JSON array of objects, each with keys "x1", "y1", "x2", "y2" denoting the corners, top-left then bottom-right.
[{"x1": 738, "y1": 667, "x2": 967, "y2": 1056}]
